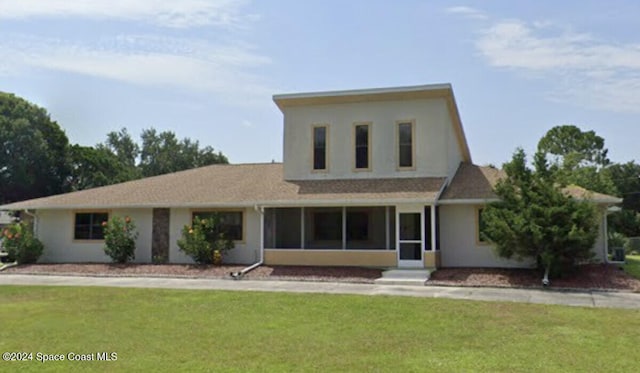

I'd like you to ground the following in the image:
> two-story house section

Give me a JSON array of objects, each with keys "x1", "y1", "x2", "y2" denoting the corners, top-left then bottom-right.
[{"x1": 1, "y1": 84, "x2": 620, "y2": 269}]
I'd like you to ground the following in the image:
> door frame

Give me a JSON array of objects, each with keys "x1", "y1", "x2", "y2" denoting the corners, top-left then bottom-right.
[{"x1": 396, "y1": 205, "x2": 424, "y2": 268}]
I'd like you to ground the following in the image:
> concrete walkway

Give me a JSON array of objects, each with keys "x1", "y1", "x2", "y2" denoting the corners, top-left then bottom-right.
[{"x1": 0, "y1": 274, "x2": 639, "y2": 309}]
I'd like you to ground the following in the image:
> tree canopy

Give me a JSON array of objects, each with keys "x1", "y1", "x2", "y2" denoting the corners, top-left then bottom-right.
[
  {"x1": 482, "y1": 148, "x2": 599, "y2": 279},
  {"x1": 1, "y1": 92, "x2": 229, "y2": 203},
  {"x1": 0, "y1": 92, "x2": 71, "y2": 203}
]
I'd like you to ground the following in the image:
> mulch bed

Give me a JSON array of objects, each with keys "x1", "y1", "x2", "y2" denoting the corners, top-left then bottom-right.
[
  {"x1": 2, "y1": 263, "x2": 639, "y2": 291},
  {"x1": 429, "y1": 264, "x2": 640, "y2": 292}
]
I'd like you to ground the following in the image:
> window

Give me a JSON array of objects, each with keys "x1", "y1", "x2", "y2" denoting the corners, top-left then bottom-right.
[
  {"x1": 313, "y1": 125, "x2": 328, "y2": 171},
  {"x1": 397, "y1": 121, "x2": 414, "y2": 169},
  {"x1": 477, "y1": 207, "x2": 489, "y2": 245},
  {"x1": 192, "y1": 211, "x2": 244, "y2": 241},
  {"x1": 354, "y1": 123, "x2": 370, "y2": 170},
  {"x1": 74, "y1": 212, "x2": 108, "y2": 240}
]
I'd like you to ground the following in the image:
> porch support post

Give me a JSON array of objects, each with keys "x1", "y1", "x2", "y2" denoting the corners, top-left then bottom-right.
[
  {"x1": 301, "y1": 207, "x2": 305, "y2": 249},
  {"x1": 342, "y1": 206, "x2": 347, "y2": 250},
  {"x1": 430, "y1": 204, "x2": 437, "y2": 252},
  {"x1": 385, "y1": 206, "x2": 390, "y2": 250}
]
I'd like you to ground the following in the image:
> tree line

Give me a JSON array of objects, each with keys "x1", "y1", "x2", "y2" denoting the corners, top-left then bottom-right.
[{"x1": 1, "y1": 92, "x2": 228, "y2": 204}]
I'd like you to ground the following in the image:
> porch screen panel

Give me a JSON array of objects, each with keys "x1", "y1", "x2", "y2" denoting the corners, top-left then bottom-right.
[
  {"x1": 275, "y1": 208, "x2": 302, "y2": 248},
  {"x1": 346, "y1": 207, "x2": 386, "y2": 250},
  {"x1": 305, "y1": 207, "x2": 342, "y2": 249}
]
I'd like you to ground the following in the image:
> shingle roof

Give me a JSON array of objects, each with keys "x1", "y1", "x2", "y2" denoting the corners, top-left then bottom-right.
[
  {"x1": 440, "y1": 163, "x2": 622, "y2": 204},
  {"x1": 0, "y1": 163, "x2": 447, "y2": 210},
  {"x1": 440, "y1": 163, "x2": 504, "y2": 200}
]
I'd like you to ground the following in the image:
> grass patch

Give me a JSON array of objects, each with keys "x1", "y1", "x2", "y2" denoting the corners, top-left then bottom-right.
[
  {"x1": 0, "y1": 286, "x2": 638, "y2": 372},
  {"x1": 624, "y1": 255, "x2": 640, "y2": 279}
]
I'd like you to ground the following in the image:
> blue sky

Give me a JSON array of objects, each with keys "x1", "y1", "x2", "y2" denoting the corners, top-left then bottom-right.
[{"x1": 1, "y1": 0, "x2": 639, "y2": 166}]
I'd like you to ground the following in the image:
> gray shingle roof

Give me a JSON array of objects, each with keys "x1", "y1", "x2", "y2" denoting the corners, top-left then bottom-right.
[{"x1": 0, "y1": 163, "x2": 447, "y2": 210}]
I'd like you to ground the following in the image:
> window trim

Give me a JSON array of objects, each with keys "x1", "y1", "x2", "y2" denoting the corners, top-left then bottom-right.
[
  {"x1": 352, "y1": 122, "x2": 372, "y2": 172},
  {"x1": 190, "y1": 209, "x2": 246, "y2": 243},
  {"x1": 311, "y1": 124, "x2": 329, "y2": 173},
  {"x1": 72, "y1": 210, "x2": 110, "y2": 242},
  {"x1": 475, "y1": 206, "x2": 491, "y2": 246},
  {"x1": 396, "y1": 119, "x2": 416, "y2": 171}
]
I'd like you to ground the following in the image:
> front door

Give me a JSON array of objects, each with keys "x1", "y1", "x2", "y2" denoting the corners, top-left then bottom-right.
[{"x1": 397, "y1": 211, "x2": 423, "y2": 268}]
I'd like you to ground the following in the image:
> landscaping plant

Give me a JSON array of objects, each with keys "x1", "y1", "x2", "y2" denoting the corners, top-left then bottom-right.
[
  {"x1": 103, "y1": 216, "x2": 138, "y2": 263},
  {"x1": 482, "y1": 149, "x2": 599, "y2": 281},
  {"x1": 177, "y1": 214, "x2": 234, "y2": 264},
  {"x1": 0, "y1": 221, "x2": 43, "y2": 263}
]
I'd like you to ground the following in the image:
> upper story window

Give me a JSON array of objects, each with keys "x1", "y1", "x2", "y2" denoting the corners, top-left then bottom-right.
[
  {"x1": 354, "y1": 122, "x2": 371, "y2": 170},
  {"x1": 74, "y1": 212, "x2": 108, "y2": 240},
  {"x1": 312, "y1": 125, "x2": 328, "y2": 171},
  {"x1": 397, "y1": 120, "x2": 415, "y2": 169}
]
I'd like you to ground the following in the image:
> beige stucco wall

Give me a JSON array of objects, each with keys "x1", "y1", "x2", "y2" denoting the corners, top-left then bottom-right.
[
  {"x1": 439, "y1": 204, "x2": 609, "y2": 268},
  {"x1": 36, "y1": 209, "x2": 152, "y2": 263},
  {"x1": 439, "y1": 204, "x2": 533, "y2": 268},
  {"x1": 264, "y1": 249, "x2": 396, "y2": 267},
  {"x1": 282, "y1": 98, "x2": 460, "y2": 180},
  {"x1": 168, "y1": 207, "x2": 260, "y2": 265}
]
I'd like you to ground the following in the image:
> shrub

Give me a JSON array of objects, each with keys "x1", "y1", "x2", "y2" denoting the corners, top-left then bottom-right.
[
  {"x1": 608, "y1": 232, "x2": 628, "y2": 249},
  {"x1": 177, "y1": 215, "x2": 234, "y2": 264},
  {"x1": 103, "y1": 216, "x2": 138, "y2": 263},
  {"x1": 1, "y1": 222, "x2": 44, "y2": 264}
]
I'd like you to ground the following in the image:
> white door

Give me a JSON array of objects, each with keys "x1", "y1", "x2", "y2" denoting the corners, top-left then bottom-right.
[{"x1": 397, "y1": 211, "x2": 424, "y2": 268}]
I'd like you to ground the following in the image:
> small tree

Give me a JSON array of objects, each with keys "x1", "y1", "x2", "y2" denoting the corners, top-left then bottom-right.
[
  {"x1": 103, "y1": 216, "x2": 138, "y2": 263},
  {"x1": 1, "y1": 221, "x2": 44, "y2": 264},
  {"x1": 177, "y1": 214, "x2": 234, "y2": 264},
  {"x1": 482, "y1": 149, "x2": 599, "y2": 281}
]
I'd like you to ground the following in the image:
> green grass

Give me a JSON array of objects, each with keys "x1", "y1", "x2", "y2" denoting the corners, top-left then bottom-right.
[
  {"x1": 0, "y1": 286, "x2": 638, "y2": 372},
  {"x1": 624, "y1": 255, "x2": 640, "y2": 279}
]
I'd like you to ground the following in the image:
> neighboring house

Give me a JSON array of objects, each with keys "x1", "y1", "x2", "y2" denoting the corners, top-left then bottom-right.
[{"x1": 0, "y1": 84, "x2": 622, "y2": 268}]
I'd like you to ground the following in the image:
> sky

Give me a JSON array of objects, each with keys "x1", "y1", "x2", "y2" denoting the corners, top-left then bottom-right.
[{"x1": 1, "y1": 0, "x2": 639, "y2": 167}]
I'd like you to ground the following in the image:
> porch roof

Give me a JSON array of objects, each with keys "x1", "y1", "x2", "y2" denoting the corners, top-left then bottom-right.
[
  {"x1": 0, "y1": 163, "x2": 447, "y2": 210},
  {"x1": 440, "y1": 163, "x2": 622, "y2": 204}
]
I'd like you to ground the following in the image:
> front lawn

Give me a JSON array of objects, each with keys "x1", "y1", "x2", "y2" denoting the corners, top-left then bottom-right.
[
  {"x1": 625, "y1": 255, "x2": 640, "y2": 279},
  {"x1": 0, "y1": 286, "x2": 638, "y2": 372}
]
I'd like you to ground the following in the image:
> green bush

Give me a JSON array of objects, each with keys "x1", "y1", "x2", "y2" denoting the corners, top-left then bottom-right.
[
  {"x1": 177, "y1": 215, "x2": 234, "y2": 264},
  {"x1": 608, "y1": 232, "x2": 628, "y2": 249},
  {"x1": 1, "y1": 221, "x2": 44, "y2": 263},
  {"x1": 103, "y1": 216, "x2": 138, "y2": 263}
]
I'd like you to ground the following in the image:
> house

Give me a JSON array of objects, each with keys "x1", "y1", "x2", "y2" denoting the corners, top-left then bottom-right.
[{"x1": 0, "y1": 84, "x2": 622, "y2": 268}]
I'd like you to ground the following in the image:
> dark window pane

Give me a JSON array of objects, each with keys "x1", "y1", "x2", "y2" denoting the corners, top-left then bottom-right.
[
  {"x1": 313, "y1": 127, "x2": 327, "y2": 170},
  {"x1": 74, "y1": 212, "x2": 108, "y2": 240},
  {"x1": 398, "y1": 123, "x2": 413, "y2": 167},
  {"x1": 478, "y1": 208, "x2": 487, "y2": 243},
  {"x1": 399, "y1": 243, "x2": 421, "y2": 260},
  {"x1": 355, "y1": 125, "x2": 369, "y2": 169},
  {"x1": 399, "y1": 213, "x2": 421, "y2": 241},
  {"x1": 192, "y1": 211, "x2": 243, "y2": 241}
]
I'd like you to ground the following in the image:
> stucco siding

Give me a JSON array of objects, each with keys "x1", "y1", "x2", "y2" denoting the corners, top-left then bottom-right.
[
  {"x1": 439, "y1": 204, "x2": 532, "y2": 268},
  {"x1": 169, "y1": 207, "x2": 260, "y2": 265},
  {"x1": 282, "y1": 98, "x2": 452, "y2": 180},
  {"x1": 264, "y1": 249, "x2": 396, "y2": 267},
  {"x1": 35, "y1": 209, "x2": 152, "y2": 263},
  {"x1": 439, "y1": 204, "x2": 609, "y2": 268}
]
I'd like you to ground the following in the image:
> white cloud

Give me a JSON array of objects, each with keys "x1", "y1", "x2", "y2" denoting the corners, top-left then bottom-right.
[
  {"x1": 474, "y1": 19, "x2": 640, "y2": 113},
  {"x1": 445, "y1": 6, "x2": 487, "y2": 20},
  {"x1": 0, "y1": 0, "x2": 251, "y2": 28},
  {"x1": 0, "y1": 34, "x2": 273, "y2": 106}
]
